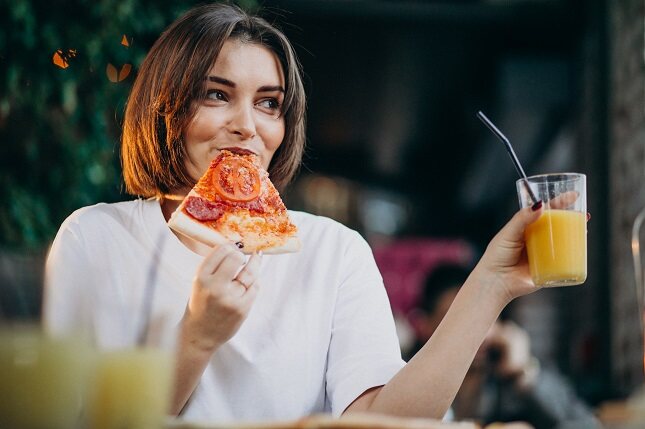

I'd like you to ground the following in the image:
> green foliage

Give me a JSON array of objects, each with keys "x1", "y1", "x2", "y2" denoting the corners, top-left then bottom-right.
[{"x1": 0, "y1": 0, "x2": 257, "y2": 249}]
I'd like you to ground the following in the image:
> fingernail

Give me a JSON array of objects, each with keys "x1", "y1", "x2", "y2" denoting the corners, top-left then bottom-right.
[
  {"x1": 531, "y1": 200, "x2": 543, "y2": 211},
  {"x1": 586, "y1": 212, "x2": 591, "y2": 222}
]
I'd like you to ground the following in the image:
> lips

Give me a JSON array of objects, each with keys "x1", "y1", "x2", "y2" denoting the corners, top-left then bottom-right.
[{"x1": 220, "y1": 146, "x2": 257, "y2": 157}]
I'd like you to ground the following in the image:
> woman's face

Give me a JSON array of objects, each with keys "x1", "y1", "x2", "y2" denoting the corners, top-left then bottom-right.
[{"x1": 182, "y1": 38, "x2": 286, "y2": 183}]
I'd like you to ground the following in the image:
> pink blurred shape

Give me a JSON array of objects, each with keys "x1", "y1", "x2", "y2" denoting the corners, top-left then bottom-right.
[{"x1": 374, "y1": 238, "x2": 474, "y2": 319}]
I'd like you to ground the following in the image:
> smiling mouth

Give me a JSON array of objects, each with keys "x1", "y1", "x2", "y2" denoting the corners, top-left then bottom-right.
[{"x1": 220, "y1": 147, "x2": 257, "y2": 157}]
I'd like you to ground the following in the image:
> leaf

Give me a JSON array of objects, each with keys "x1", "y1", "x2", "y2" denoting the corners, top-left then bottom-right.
[
  {"x1": 52, "y1": 50, "x2": 69, "y2": 69},
  {"x1": 106, "y1": 63, "x2": 118, "y2": 83},
  {"x1": 118, "y1": 63, "x2": 132, "y2": 82}
]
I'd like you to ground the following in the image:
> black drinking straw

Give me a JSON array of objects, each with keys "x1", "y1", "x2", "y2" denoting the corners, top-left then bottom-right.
[{"x1": 476, "y1": 111, "x2": 539, "y2": 206}]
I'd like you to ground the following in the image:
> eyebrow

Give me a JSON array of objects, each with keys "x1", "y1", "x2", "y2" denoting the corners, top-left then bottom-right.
[
  {"x1": 207, "y1": 76, "x2": 235, "y2": 87},
  {"x1": 207, "y1": 75, "x2": 285, "y2": 93}
]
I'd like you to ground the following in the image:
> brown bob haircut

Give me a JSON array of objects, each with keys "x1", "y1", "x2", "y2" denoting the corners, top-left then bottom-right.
[{"x1": 121, "y1": 2, "x2": 306, "y2": 197}]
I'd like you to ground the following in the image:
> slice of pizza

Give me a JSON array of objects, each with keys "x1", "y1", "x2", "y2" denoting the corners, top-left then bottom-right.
[{"x1": 168, "y1": 149, "x2": 300, "y2": 254}]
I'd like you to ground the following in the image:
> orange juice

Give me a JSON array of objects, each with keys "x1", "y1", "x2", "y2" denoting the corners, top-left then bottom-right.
[
  {"x1": 525, "y1": 209, "x2": 587, "y2": 286},
  {"x1": 0, "y1": 327, "x2": 93, "y2": 429},
  {"x1": 88, "y1": 348, "x2": 173, "y2": 429}
]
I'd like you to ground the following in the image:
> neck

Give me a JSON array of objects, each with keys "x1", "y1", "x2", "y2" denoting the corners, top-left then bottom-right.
[{"x1": 160, "y1": 194, "x2": 183, "y2": 222}]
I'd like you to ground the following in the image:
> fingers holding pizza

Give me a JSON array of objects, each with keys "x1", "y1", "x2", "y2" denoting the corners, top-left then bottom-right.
[
  {"x1": 234, "y1": 250, "x2": 262, "y2": 291},
  {"x1": 184, "y1": 245, "x2": 263, "y2": 351}
]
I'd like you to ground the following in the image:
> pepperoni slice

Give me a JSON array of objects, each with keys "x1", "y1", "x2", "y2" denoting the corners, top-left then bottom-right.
[
  {"x1": 212, "y1": 157, "x2": 261, "y2": 202},
  {"x1": 184, "y1": 196, "x2": 224, "y2": 221}
]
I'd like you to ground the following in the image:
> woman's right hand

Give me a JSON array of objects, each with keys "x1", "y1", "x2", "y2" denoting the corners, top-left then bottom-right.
[{"x1": 181, "y1": 245, "x2": 262, "y2": 353}]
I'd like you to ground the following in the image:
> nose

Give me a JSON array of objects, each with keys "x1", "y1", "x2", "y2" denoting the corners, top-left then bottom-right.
[{"x1": 228, "y1": 103, "x2": 256, "y2": 140}]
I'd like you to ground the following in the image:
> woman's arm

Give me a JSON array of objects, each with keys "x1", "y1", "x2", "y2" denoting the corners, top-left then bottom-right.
[
  {"x1": 345, "y1": 205, "x2": 543, "y2": 418},
  {"x1": 170, "y1": 246, "x2": 262, "y2": 415}
]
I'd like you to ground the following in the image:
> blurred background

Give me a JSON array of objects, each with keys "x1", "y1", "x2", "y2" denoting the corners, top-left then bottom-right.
[{"x1": 1, "y1": 0, "x2": 643, "y2": 411}]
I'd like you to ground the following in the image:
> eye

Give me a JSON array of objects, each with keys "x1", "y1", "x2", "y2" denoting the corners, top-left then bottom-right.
[
  {"x1": 255, "y1": 98, "x2": 282, "y2": 116},
  {"x1": 205, "y1": 89, "x2": 228, "y2": 102}
]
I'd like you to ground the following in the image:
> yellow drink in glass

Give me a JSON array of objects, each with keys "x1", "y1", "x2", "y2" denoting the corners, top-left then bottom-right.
[
  {"x1": 87, "y1": 348, "x2": 173, "y2": 429},
  {"x1": 0, "y1": 326, "x2": 93, "y2": 429},
  {"x1": 525, "y1": 209, "x2": 587, "y2": 286}
]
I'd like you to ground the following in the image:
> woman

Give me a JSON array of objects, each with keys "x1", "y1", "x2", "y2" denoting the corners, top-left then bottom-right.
[{"x1": 44, "y1": 2, "x2": 544, "y2": 423}]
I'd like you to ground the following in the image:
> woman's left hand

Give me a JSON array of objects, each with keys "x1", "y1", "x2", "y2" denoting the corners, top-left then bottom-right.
[{"x1": 474, "y1": 203, "x2": 543, "y2": 304}]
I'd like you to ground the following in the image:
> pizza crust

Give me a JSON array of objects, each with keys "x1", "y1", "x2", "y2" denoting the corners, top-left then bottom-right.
[
  {"x1": 168, "y1": 209, "x2": 300, "y2": 255},
  {"x1": 168, "y1": 209, "x2": 230, "y2": 247}
]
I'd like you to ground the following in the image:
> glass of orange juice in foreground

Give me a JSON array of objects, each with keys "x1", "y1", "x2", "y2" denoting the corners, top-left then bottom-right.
[
  {"x1": 0, "y1": 324, "x2": 93, "y2": 429},
  {"x1": 517, "y1": 173, "x2": 587, "y2": 287},
  {"x1": 85, "y1": 313, "x2": 177, "y2": 429},
  {"x1": 87, "y1": 346, "x2": 174, "y2": 429}
]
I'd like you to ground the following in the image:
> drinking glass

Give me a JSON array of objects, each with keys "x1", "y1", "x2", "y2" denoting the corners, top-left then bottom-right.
[
  {"x1": 85, "y1": 314, "x2": 176, "y2": 429},
  {"x1": 0, "y1": 324, "x2": 93, "y2": 429},
  {"x1": 517, "y1": 173, "x2": 587, "y2": 287}
]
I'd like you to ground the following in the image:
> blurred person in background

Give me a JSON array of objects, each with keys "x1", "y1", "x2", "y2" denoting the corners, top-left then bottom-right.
[{"x1": 409, "y1": 264, "x2": 601, "y2": 429}]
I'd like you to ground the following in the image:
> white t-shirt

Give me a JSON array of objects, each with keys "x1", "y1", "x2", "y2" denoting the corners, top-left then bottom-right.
[{"x1": 44, "y1": 199, "x2": 405, "y2": 423}]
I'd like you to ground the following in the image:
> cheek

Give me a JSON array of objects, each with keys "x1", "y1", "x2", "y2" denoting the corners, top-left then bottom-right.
[
  {"x1": 182, "y1": 115, "x2": 218, "y2": 178},
  {"x1": 260, "y1": 123, "x2": 285, "y2": 172},
  {"x1": 266, "y1": 120, "x2": 286, "y2": 152},
  {"x1": 186, "y1": 111, "x2": 221, "y2": 142}
]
